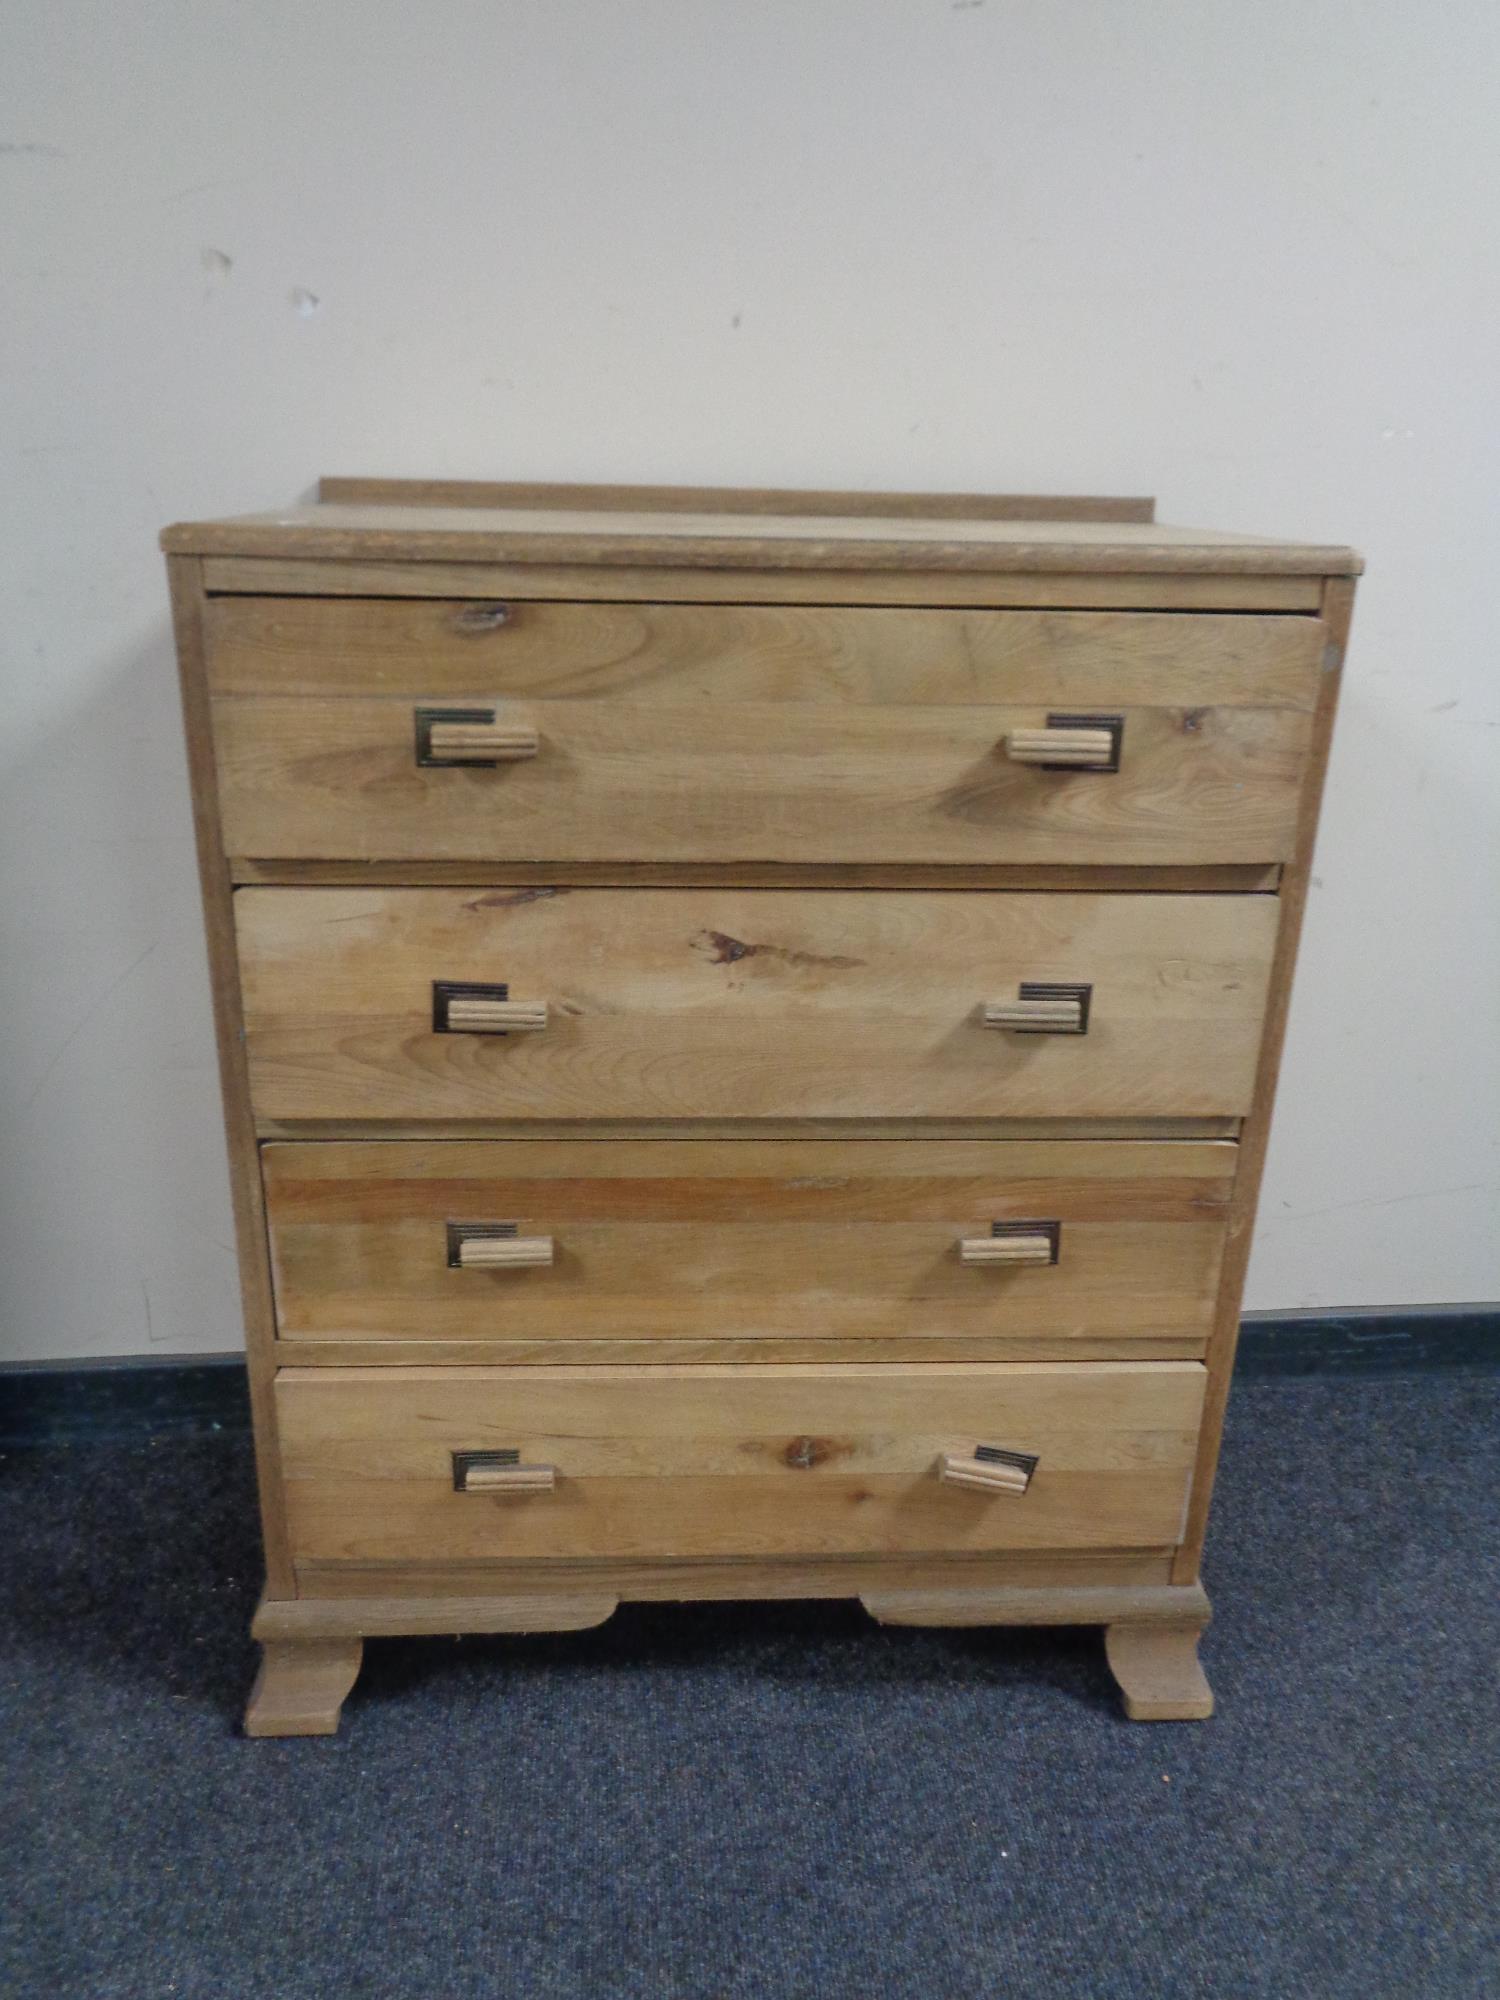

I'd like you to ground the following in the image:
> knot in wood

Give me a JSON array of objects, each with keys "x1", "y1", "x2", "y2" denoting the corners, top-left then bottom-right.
[{"x1": 783, "y1": 1435, "x2": 831, "y2": 1470}]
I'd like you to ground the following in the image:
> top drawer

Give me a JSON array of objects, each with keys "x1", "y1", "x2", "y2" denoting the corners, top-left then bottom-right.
[{"x1": 205, "y1": 597, "x2": 1322, "y2": 868}]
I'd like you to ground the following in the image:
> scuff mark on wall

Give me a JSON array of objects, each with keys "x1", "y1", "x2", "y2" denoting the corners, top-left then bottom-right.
[{"x1": 18, "y1": 942, "x2": 157, "y2": 1112}]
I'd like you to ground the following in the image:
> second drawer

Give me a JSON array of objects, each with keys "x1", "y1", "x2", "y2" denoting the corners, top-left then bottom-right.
[
  {"x1": 263, "y1": 1138, "x2": 1234, "y2": 1360},
  {"x1": 236, "y1": 887, "x2": 1278, "y2": 1122}
]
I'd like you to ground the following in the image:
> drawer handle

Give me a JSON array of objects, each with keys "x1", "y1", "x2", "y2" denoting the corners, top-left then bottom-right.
[
  {"x1": 1005, "y1": 712, "x2": 1123, "y2": 771},
  {"x1": 433, "y1": 981, "x2": 548, "y2": 1034},
  {"x1": 415, "y1": 706, "x2": 539, "y2": 766},
  {"x1": 940, "y1": 1446, "x2": 1039, "y2": 1495},
  {"x1": 984, "y1": 982, "x2": 1092, "y2": 1035},
  {"x1": 447, "y1": 1223, "x2": 555, "y2": 1270},
  {"x1": 452, "y1": 1450, "x2": 556, "y2": 1493},
  {"x1": 960, "y1": 1221, "x2": 1061, "y2": 1266}
]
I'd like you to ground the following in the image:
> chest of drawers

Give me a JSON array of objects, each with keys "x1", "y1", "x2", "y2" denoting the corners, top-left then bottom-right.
[{"x1": 163, "y1": 479, "x2": 1356, "y2": 1734}]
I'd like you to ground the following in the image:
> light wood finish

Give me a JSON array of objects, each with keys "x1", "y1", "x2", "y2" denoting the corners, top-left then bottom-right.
[
  {"x1": 214, "y1": 690, "x2": 1318, "y2": 867},
  {"x1": 243, "y1": 1638, "x2": 363, "y2": 1738},
  {"x1": 1104, "y1": 1621, "x2": 1215, "y2": 1720},
  {"x1": 250, "y1": 1574, "x2": 1189, "y2": 1635},
  {"x1": 275, "y1": 1361, "x2": 1206, "y2": 1566},
  {"x1": 208, "y1": 599, "x2": 1320, "y2": 705},
  {"x1": 958, "y1": 1234, "x2": 1056, "y2": 1266},
  {"x1": 423, "y1": 713, "x2": 539, "y2": 762},
  {"x1": 207, "y1": 598, "x2": 1321, "y2": 867},
  {"x1": 262, "y1": 1138, "x2": 1232, "y2": 1358},
  {"x1": 163, "y1": 481, "x2": 1352, "y2": 1732},
  {"x1": 165, "y1": 501, "x2": 1360, "y2": 577},
  {"x1": 204, "y1": 556, "x2": 1328, "y2": 612},
  {"x1": 1006, "y1": 727, "x2": 1117, "y2": 768},
  {"x1": 236, "y1": 888, "x2": 1278, "y2": 1123},
  {"x1": 254, "y1": 1591, "x2": 619, "y2": 1637},
  {"x1": 319, "y1": 476, "x2": 1159, "y2": 523},
  {"x1": 1171, "y1": 573, "x2": 1353, "y2": 1586},
  {"x1": 457, "y1": 1462, "x2": 557, "y2": 1494},
  {"x1": 275, "y1": 1334, "x2": 1205, "y2": 1368},
  {"x1": 166, "y1": 558, "x2": 295, "y2": 1596},
  {"x1": 938, "y1": 1453, "x2": 1033, "y2": 1494},
  {"x1": 440, "y1": 996, "x2": 548, "y2": 1034},
  {"x1": 454, "y1": 1233, "x2": 555, "y2": 1270},
  {"x1": 297, "y1": 1548, "x2": 1177, "y2": 1601},
  {"x1": 863, "y1": 1580, "x2": 1208, "y2": 1627},
  {"x1": 985, "y1": 994, "x2": 1086, "y2": 1032}
]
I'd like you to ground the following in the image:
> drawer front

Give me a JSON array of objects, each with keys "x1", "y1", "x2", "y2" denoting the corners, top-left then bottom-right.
[
  {"x1": 207, "y1": 597, "x2": 1321, "y2": 866},
  {"x1": 236, "y1": 887, "x2": 1278, "y2": 1122},
  {"x1": 275, "y1": 1361, "x2": 1207, "y2": 1563},
  {"x1": 263, "y1": 1139, "x2": 1234, "y2": 1358}
]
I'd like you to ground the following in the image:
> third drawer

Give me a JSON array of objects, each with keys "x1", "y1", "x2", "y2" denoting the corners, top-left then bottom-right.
[{"x1": 263, "y1": 1138, "x2": 1236, "y2": 1361}]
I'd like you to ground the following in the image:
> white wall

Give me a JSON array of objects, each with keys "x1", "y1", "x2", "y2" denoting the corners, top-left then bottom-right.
[{"x1": 3, "y1": 0, "x2": 1497, "y2": 1362}]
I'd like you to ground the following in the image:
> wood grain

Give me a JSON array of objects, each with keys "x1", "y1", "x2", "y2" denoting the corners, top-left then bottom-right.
[
  {"x1": 254, "y1": 1591, "x2": 619, "y2": 1638},
  {"x1": 864, "y1": 1580, "x2": 1208, "y2": 1627},
  {"x1": 235, "y1": 888, "x2": 1280, "y2": 1123},
  {"x1": 939, "y1": 1453, "x2": 1032, "y2": 1492},
  {"x1": 207, "y1": 599, "x2": 1321, "y2": 867},
  {"x1": 213, "y1": 696, "x2": 1312, "y2": 867},
  {"x1": 261, "y1": 1137, "x2": 1234, "y2": 1355},
  {"x1": 202, "y1": 556, "x2": 1328, "y2": 611},
  {"x1": 1104, "y1": 1621, "x2": 1214, "y2": 1720},
  {"x1": 458, "y1": 1462, "x2": 556, "y2": 1493},
  {"x1": 166, "y1": 556, "x2": 294, "y2": 1596},
  {"x1": 273, "y1": 1334, "x2": 1209, "y2": 1367},
  {"x1": 163, "y1": 501, "x2": 1361, "y2": 577},
  {"x1": 454, "y1": 1233, "x2": 554, "y2": 1269},
  {"x1": 162, "y1": 477, "x2": 1354, "y2": 1717},
  {"x1": 294, "y1": 1548, "x2": 1177, "y2": 1600},
  {"x1": 207, "y1": 598, "x2": 1321, "y2": 704},
  {"x1": 244, "y1": 1638, "x2": 363, "y2": 1737},
  {"x1": 275, "y1": 1361, "x2": 1207, "y2": 1564},
  {"x1": 252, "y1": 1577, "x2": 1197, "y2": 1632},
  {"x1": 317, "y1": 476, "x2": 1159, "y2": 523}
]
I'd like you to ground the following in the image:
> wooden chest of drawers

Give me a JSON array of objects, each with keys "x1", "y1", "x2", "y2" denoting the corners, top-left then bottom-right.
[{"x1": 163, "y1": 478, "x2": 1356, "y2": 1733}]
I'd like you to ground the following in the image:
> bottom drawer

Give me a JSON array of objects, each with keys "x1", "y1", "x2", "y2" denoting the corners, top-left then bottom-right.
[{"x1": 276, "y1": 1362, "x2": 1206, "y2": 1564}]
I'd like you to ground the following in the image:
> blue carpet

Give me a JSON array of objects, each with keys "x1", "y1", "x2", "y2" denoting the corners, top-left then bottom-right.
[{"x1": 2, "y1": 1372, "x2": 1496, "y2": 1999}]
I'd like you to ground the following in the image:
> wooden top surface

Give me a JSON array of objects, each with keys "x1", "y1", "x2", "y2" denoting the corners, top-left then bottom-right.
[{"x1": 162, "y1": 478, "x2": 1361, "y2": 576}]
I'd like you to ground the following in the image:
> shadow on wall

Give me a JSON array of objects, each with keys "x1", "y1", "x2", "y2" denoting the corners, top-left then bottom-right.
[
  {"x1": 0, "y1": 613, "x2": 243, "y2": 1364},
  {"x1": 1244, "y1": 659, "x2": 1498, "y2": 1308}
]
